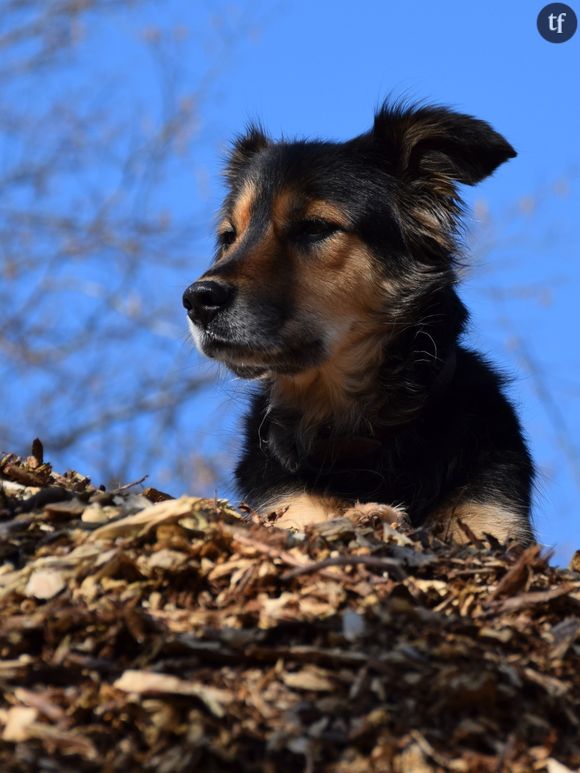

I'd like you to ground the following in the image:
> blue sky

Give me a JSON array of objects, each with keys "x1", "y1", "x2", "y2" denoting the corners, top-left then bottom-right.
[{"x1": 6, "y1": 1, "x2": 580, "y2": 563}]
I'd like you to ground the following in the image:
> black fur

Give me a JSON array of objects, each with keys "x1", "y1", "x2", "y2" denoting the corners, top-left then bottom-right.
[
  {"x1": 184, "y1": 101, "x2": 534, "y2": 541},
  {"x1": 237, "y1": 346, "x2": 533, "y2": 527}
]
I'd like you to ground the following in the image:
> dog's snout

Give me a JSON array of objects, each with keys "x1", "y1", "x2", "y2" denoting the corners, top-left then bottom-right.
[{"x1": 183, "y1": 280, "x2": 236, "y2": 326}]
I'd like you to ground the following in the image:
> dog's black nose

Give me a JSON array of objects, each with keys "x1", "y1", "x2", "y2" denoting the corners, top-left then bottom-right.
[{"x1": 182, "y1": 280, "x2": 235, "y2": 326}]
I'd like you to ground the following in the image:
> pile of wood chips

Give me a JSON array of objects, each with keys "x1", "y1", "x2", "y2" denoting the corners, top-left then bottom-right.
[{"x1": 1, "y1": 444, "x2": 579, "y2": 772}]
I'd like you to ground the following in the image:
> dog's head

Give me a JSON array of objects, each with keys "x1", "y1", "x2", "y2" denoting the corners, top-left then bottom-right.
[{"x1": 183, "y1": 102, "x2": 515, "y2": 378}]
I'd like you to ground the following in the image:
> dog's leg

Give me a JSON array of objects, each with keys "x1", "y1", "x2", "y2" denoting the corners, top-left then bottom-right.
[
  {"x1": 429, "y1": 500, "x2": 533, "y2": 545},
  {"x1": 261, "y1": 496, "x2": 408, "y2": 532},
  {"x1": 262, "y1": 492, "x2": 346, "y2": 529}
]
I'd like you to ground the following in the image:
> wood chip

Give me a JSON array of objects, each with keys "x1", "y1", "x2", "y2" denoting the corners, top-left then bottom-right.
[
  {"x1": 1, "y1": 707, "x2": 38, "y2": 742},
  {"x1": 0, "y1": 450, "x2": 578, "y2": 771},
  {"x1": 25, "y1": 569, "x2": 66, "y2": 599},
  {"x1": 282, "y1": 670, "x2": 335, "y2": 692},
  {"x1": 114, "y1": 670, "x2": 232, "y2": 716}
]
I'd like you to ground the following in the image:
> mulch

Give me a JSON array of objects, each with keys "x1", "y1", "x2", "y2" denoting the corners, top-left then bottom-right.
[{"x1": 1, "y1": 443, "x2": 579, "y2": 772}]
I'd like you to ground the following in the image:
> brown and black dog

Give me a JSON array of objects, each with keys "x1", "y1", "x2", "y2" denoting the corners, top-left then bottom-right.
[{"x1": 183, "y1": 101, "x2": 534, "y2": 544}]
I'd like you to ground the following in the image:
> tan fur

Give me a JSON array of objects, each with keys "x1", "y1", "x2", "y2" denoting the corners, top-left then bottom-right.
[
  {"x1": 210, "y1": 222, "x2": 281, "y2": 288},
  {"x1": 271, "y1": 230, "x2": 392, "y2": 429},
  {"x1": 302, "y1": 200, "x2": 351, "y2": 228},
  {"x1": 261, "y1": 495, "x2": 408, "y2": 531},
  {"x1": 236, "y1": 225, "x2": 280, "y2": 282},
  {"x1": 271, "y1": 317, "x2": 386, "y2": 431},
  {"x1": 271, "y1": 192, "x2": 352, "y2": 231},
  {"x1": 260, "y1": 491, "x2": 527, "y2": 546},
  {"x1": 230, "y1": 179, "x2": 257, "y2": 237},
  {"x1": 214, "y1": 180, "x2": 259, "y2": 266},
  {"x1": 271, "y1": 187, "x2": 296, "y2": 227},
  {"x1": 427, "y1": 500, "x2": 532, "y2": 544},
  {"x1": 260, "y1": 491, "x2": 346, "y2": 529},
  {"x1": 341, "y1": 501, "x2": 408, "y2": 527}
]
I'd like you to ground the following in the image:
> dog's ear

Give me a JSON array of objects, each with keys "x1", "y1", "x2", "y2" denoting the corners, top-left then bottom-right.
[
  {"x1": 225, "y1": 124, "x2": 269, "y2": 183},
  {"x1": 371, "y1": 103, "x2": 516, "y2": 185}
]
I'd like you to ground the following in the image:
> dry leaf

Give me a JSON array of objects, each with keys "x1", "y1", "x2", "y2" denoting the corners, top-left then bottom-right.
[
  {"x1": 1, "y1": 706, "x2": 38, "y2": 742},
  {"x1": 90, "y1": 496, "x2": 202, "y2": 539},
  {"x1": 546, "y1": 759, "x2": 575, "y2": 773},
  {"x1": 25, "y1": 569, "x2": 66, "y2": 599},
  {"x1": 114, "y1": 670, "x2": 232, "y2": 717},
  {"x1": 282, "y1": 670, "x2": 335, "y2": 692}
]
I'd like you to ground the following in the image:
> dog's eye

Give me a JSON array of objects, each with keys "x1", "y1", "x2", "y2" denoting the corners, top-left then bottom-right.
[
  {"x1": 218, "y1": 227, "x2": 237, "y2": 248},
  {"x1": 291, "y1": 219, "x2": 340, "y2": 244}
]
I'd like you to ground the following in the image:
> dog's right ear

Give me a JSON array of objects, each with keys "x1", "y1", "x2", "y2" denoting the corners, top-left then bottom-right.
[
  {"x1": 370, "y1": 101, "x2": 516, "y2": 186},
  {"x1": 362, "y1": 101, "x2": 516, "y2": 260},
  {"x1": 225, "y1": 124, "x2": 269, "y2": 183}
]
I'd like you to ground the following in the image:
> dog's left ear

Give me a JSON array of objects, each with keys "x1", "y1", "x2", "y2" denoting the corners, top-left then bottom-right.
[
  {"x1": 372, "y1": 103, "x2": 516, "y2": 186},
  {"x1": 225, "y1": 124, "x2": 269, "y2": 184}
]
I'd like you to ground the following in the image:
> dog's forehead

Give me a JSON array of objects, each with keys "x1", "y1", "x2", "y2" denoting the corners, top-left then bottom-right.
[{"x1": 226, "y1": 140, "x2": 372, "y2": 224}]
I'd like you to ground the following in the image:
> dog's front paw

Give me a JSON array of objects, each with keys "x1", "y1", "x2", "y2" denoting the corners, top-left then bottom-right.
[{"x1": 343, "y1": 502, "x2": 410, "y2": 529}]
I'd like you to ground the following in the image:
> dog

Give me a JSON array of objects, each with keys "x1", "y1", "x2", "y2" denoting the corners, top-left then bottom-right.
[{"x1": 183, "y1": 101, "x2": 534, "y2": 545}]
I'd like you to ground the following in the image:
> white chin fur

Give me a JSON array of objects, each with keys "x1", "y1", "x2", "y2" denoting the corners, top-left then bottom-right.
[{"x1": 188, "y1": 319, "x2": 203, "y2": 354}]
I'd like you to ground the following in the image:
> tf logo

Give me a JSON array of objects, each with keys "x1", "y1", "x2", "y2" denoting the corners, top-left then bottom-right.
[{"x1": 537, "y1": 3, "x2": 577, "y2": 42}]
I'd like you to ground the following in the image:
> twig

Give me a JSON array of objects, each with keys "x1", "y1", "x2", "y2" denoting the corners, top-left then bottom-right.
[
  {"x1": 111, "y1": 475, "x2": 148, "y2": 493},
  {"x1": 232, "y1": 533, "x2": 308, "y2": 570},
  {"x1": 281, "y1": 555, "x2": 406, "y2": 581},
  {"x1": 455, "y1": 518, "x2": 484, "y2": 548}
]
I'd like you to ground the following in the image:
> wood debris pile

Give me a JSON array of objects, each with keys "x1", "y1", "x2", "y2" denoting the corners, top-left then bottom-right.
[{"x1": 1, "y1": 446, "x2": 579, "y2": 772}]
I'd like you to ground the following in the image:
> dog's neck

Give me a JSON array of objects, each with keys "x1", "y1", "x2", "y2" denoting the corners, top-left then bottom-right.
[
  {"x1": 266, "y1": 287, "x2": 465, "y2": 466},
  {"x1": 270, "y1": 322, "x2": 386, "y2": 435},
  {"x1": 264, "y1": 331, "x2": 457, "y2": 475}
]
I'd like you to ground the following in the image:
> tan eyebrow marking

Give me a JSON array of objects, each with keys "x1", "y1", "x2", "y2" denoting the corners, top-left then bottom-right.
[
  {"x1": 302, "y1": 200, "x2": 351, "y2": 228},
  {"x1": 230, "y1": 179, "x2": 257, "y2": 235},
  {"x1": 272, "y1": 192, "x2": 352, "y2": 230},
  {"x1": 272, "y1": 188, "x2": 295, "y2": 227}
]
